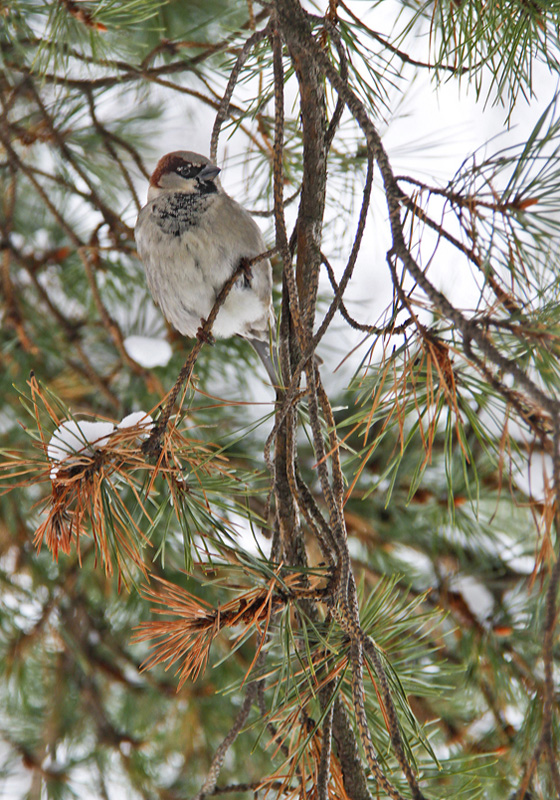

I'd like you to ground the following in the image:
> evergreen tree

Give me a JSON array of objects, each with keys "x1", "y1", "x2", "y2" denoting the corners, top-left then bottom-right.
[{"x1": 1, "y1": 1, "x2": 559, "y2": 798}]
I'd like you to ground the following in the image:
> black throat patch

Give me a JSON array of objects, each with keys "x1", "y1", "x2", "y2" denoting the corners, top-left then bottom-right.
[{"x1": 150, "y1": 189, "x2": 216, "y2": 236}]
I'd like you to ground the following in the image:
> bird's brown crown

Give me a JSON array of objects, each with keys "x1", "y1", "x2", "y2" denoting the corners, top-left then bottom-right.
[{"x1": 149, "y1": 151, "x2": 212, "y2": 187}]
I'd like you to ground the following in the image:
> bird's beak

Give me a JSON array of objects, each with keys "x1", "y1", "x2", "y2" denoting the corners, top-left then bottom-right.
[{"x1": 198, "y1": 164, "x2": 221, "y2": 182}]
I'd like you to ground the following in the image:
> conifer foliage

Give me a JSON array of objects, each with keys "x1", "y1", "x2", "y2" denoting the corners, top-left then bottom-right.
[{"x1": 1, "y1": 1, "x2": 560, "y2": 798}]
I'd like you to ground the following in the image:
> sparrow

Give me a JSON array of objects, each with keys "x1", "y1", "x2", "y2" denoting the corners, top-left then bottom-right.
[{"x1": 135, "y1": 150, "x2": 276, "y2": 382}]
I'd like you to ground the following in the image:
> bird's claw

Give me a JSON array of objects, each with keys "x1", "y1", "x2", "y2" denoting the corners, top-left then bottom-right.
[
  {"x1": 239, "y1": 256, "x2": 253, "y2": 286},
  {"x1": 196, "y1": 320, "x2": 215, "y2": 345}
]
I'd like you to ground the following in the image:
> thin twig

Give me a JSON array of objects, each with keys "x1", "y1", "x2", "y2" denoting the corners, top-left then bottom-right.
[
  {"x1": 210, "y1": 24, "x2": 271, "y2": 164},
  {"x1": 193, "y1": 680, "x2": 259, "y2": 800}
]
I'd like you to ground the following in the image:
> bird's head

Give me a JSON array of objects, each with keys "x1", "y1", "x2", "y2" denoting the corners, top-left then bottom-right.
[{"x1": 147, "y1": 151, "x2": 221, "y2": 201}]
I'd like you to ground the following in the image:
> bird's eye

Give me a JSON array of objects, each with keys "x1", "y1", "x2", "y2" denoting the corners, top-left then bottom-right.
[{"x1": 175, "y1": 164, "x2": 199, "y2": 179}]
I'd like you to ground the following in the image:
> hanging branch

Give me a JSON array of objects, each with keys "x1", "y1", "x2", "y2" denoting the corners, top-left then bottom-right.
[
  {"x1": 270, "y1": 23, "x2": 307, "y2": 568},
  {"x1": 274, "y1": 4, "x2": 427, "y2": 799}
]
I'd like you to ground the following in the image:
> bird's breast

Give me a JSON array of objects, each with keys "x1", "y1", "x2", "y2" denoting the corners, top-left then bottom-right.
[{"x1": 134, "y1": 190, "x2": 272, "y2": 341}]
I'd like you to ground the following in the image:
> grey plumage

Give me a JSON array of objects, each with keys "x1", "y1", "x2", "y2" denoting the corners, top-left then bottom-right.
[{"x1": 135, "y1": 151, "x2": 276, "y2": 382}]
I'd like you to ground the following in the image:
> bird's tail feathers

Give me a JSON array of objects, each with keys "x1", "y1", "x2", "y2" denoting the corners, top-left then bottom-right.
[{"x1": 248, "y1": 337, "x2": 278, "y2": 386}]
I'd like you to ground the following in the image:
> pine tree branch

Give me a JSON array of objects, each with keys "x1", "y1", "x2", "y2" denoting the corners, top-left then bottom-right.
[{"x1": 193, "y1": 679, "x2": 259, "y2": 800}]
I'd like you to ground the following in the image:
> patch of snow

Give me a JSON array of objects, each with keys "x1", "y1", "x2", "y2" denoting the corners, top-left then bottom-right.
[
  {"x1": 450, "y1": 574, "x2": 495, "y2": 622},
  {"x1": 48, "y1": 420, "x2": 115, "y2": 463},
  {"x1": 47, "y1": 420, "x2": 115, "y2": 479},
  {"x1": 512, "y1": 452, "x2": 553, "y2": 503},
  {"x1": 118, "y1": 411, "x2": 154, "y2": 436},
  {"x1": 48, "y1": 412, "x2": 155, "y2": 479},
  {"x1": 124, "y1": 335, "x2": 172, "y2": 368}
]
